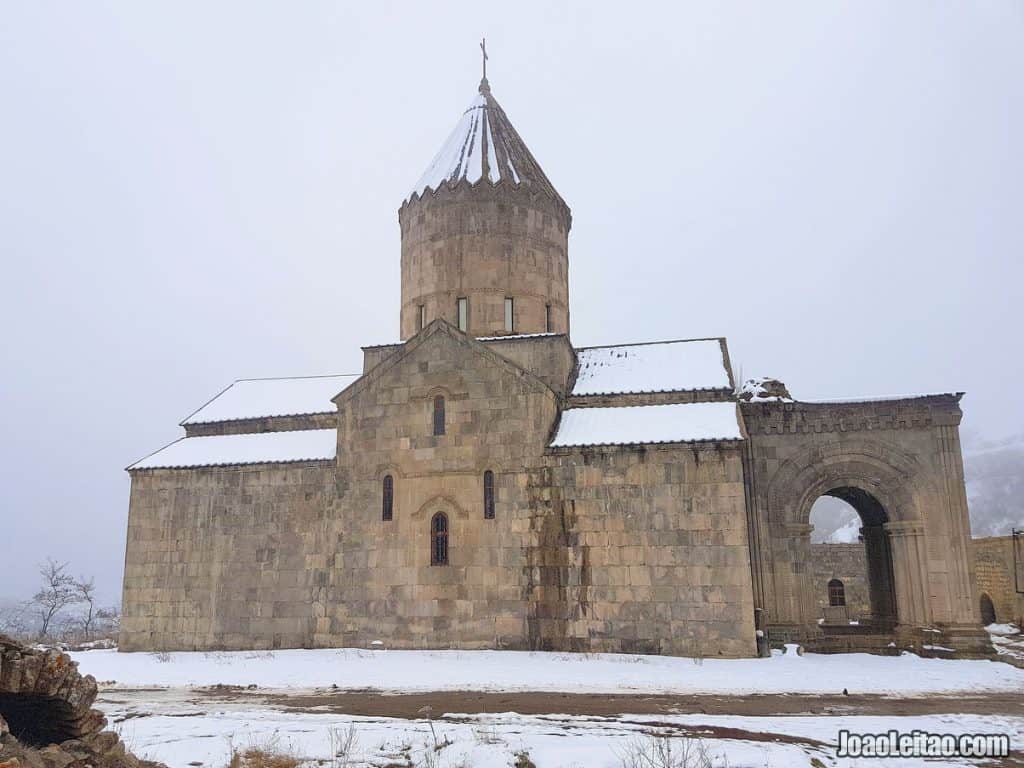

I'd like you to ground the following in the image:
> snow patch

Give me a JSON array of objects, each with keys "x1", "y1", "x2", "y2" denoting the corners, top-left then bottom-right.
[
  {"x1": 551, "y1": 403, "x2": 742, "y2": 447},
  {"x1": 182, "y1": 374, "x2": 357, "y2": 425},
  {"x1": 410, "y1": 93, "x2": 506, "y2": 199},
  {"x1": 572, "y1": 339, "x2": 731, "y2": 396},
  {"x1": 70, "y1": 646, "x2": 1024, "y2": 696},
  {"x1": 737, "y1": 377, "x2": 793, "y2": 402},
  {"x1": 129, "y1": 430, "x2": 337, "y2": 470},
  {"x1": 986, "y1": 623, "x2": 1021, "y2": 636}
]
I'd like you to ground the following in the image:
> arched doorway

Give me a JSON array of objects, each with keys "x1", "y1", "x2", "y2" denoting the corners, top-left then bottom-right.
[
  {"x1": 979, "y1": 593, "x2": 996, "y2": 626},
  {"x1": 809, "y1": 486, "x2": 897, "y2": 630}
]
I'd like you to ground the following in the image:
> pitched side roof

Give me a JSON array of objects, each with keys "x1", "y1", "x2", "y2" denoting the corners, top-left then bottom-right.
[
  {"x1": 181, "y1": 374, "x2": 358, "y2": 425},
  {"x1": 128, "y1": 429, "x2": 337, "y2": 470},
  {"x1": 550, "y1": 402, "x2": 743, "y2": 448},
  {"x1": 407, "y1": 83, "x2": 564, "y2": 208},
  {"x1": 572, "y1": 338, "x2": 733, "y2": 396}
]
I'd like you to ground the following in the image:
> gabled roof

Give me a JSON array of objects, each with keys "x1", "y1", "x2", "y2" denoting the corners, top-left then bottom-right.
[
  {"x1": 128, "y1": 429, "x2": 337, "y2": 470},
  {"x1": 406, "y1": 81, "x2": 564, "y2": 208},
  {"x1": 572, "y1": 338, "x2": 733, "y2": 396},
  {"x1": 550, "y1": 402, "x2": 743, "y2": 448},
  {"x1": 335, "y1": 319, "x2": 558, "y2": 407},
  {"x1": 181, "y1": 374, "x2": 358, "y2": 425}
]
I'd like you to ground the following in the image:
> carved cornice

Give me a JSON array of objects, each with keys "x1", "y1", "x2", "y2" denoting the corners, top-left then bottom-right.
[
  {"x1": 740, "y1": 395, "x2": 963, "y2": 436},
  {"x1": 399, "y1": 177, "x2": 571, "y2": 230}
]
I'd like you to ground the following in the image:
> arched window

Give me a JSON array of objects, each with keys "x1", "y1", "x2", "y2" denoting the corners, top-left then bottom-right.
[
  {"x1": 432, "y1": 395, "x2": 445, "y2": 436},
  {"x1": 483, "y1": 470, "x2": 495, "y2": 519},
  {"x1": 382, "y1": 475, "x2": 393, "y2": 521},
  {"x1": 431, "y1": 512, "x2": 449, "y2": 565},
  {"x1": 828, "y1": 579, "x2": 846, "y2": 607}
]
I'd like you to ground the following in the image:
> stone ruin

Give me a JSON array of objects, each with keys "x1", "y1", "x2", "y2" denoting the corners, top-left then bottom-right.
[
  {"x1": 0, "y1": 634, "x2": 166, "y2": 768},
  {"x1": 736, "y1": 377, "x2": 794, "y2": 402}
]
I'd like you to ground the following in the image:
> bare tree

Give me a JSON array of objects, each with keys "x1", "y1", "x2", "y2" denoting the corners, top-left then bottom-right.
[
  {"x1": 74, "y1": 576, "x2": 98, "y2": 641},
  {"x1": 0, "y1": 600, "x2": 34, "y2": 640},
  {"x1": 32, "y1": 559, "x2": 81, "y2": 640},
  {"x1": 96, "y1": 605, "x2": 120, "y2": 635}
]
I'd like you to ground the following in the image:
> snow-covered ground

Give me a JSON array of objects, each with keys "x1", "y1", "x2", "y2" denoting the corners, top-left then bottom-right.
[
  {"x1": 73, "y1": 647, "x2": 1024, "y2": 768},
  {"x1": 72, "y1": 646, "x2": 1024, "y2": 696},
  {"x1": 108, "y1": 699, "x2": 1023, "y2": 768},
  {"x1": 988, "y1": 622, "x2": 1024, "y2": 664}
]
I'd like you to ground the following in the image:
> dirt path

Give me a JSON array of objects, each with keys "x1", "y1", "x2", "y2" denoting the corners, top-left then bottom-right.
[{"x1": 221, "y1": 689, "x2": 1024, "y2": 720}]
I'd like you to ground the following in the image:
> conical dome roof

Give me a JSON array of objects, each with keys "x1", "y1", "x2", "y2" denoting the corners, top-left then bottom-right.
[{"x1": 407, "y1": 80, "x2": 565, "y2": 209}]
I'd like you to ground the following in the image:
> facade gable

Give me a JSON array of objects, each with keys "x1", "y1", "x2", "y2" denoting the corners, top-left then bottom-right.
[
  {"x1": 334, "y1": 319, "x2": 558, "y2": 411},
  {"x1": 337, "y1": 319, "x2": 561, "y2": 478}
]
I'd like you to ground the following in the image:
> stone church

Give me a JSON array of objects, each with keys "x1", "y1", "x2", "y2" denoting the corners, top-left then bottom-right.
[{"x1": 121, "y1": 69, "x2": 988, "y2": 657}]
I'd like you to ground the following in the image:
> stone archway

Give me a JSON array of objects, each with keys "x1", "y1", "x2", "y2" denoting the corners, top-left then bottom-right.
[
  {"x1": 811, "y1": 486, "x2": 897, "y2": 629},
  {"x1": 743, "y1": 397, "x2": 992, "y2": 654},
  {"x1": 979, "y1": 593, "x2": 996, "y2": 626},
  {"x1": 761, "y1": 439, "x2": 932, "y2": 637}
]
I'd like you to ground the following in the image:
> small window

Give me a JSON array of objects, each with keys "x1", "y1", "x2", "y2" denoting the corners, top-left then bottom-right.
[
  {"x1": 828, "y1": 579, "x2": 846, "y2": 607},
  {"x1": 457, "y1": 297, "x2": 468, "y2": 332},
  {"x1": 432, "y1": 395, "x2": 445, "y2": 436},
  {"x1": 431, "y1": 512, "x2": 449, "y2": 565},
  {"x1": 483, "y1": 470, "x2": 495, "y2": 519},
  {"x1": 504, "y1": 298, "x2": 514, "y2": 333},
  {"x1": 545, "y1": 304, "x2": 552, "y2": 333},
  {"x1": 417, "y1": 304, "x2": 425, "y2": 332},
  {"x1": 382, "y1": 475, "x2": 394, "y2": 521}
]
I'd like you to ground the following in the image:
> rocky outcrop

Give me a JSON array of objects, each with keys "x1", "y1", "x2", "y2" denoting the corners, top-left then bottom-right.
[
  {"x1": 737, "y1": 377, "x2": 793, "y2": 402},
  {"x1": 0, "y1": 634, "x2": 165, "y2": 768}
]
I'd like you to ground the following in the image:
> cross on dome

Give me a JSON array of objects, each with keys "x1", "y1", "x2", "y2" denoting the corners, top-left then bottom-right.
[{"x1": 480, "y1": 37, "x2": 489, "y2": 93}]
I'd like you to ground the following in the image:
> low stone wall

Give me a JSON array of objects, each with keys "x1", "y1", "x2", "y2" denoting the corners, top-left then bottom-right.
[
  {"x1": 809, "y1": 543, "x2": 871, "y2": 621},
  {"x1": 972, "y1": 535, "x2": 1024, "y2": 626}
]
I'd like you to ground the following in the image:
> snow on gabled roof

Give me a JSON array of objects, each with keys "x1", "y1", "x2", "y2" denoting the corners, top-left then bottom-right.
[
  {"x1": 572, "y1": 338, "x2": 731, "y2": 396},
  {"x1": 477, "y1": 332, "x2": 561, "y2": 342},
  {"x1": 550, "y1": 402, "x2": 743, "y2": 448},
  {"x1": 128, "y1": 429, "x2": 337, "y2": 470},
  {"x1": 407, "y1": 82, "x2": 564, "y2": 206},
  {"x1": 181, "y1": 374, "x2": 359, "y2": 425}
]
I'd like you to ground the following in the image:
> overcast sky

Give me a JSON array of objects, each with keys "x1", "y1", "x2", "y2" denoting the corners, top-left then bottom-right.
[{"x1": 1, "y1": 2, "x2": 1021, "y2": 604}]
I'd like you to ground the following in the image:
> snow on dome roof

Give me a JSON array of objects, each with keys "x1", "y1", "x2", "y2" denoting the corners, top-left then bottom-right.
[
  {"x1": 572, "y1": 339, "x2": 732, "y2": 396},
  {"x1": 181, "y1": 374, "x2": 358, "y2": 425},
  {"x1": 407, "y1": 84, "x2": 563, "y2": 205},
  {"x1": 128, "y1": 429, "x2": 337, "y2": 470},
  {"x1": 551, "y1": 402, "x2": 742, "y2": 448}
]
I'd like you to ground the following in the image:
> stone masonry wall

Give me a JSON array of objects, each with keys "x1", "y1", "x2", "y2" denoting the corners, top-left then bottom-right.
[
  {"x1": 183, "y1": 412, "x2": 336, "y2": 437},
  {"x1": 531, "y1": 444, "x2": 757, "y2": 658},
  {"x1": 120, "y1": 462, "x2": 335, "y2": 651},
  {"x1": 398, "y1": 184, "x2": 571, "y2": 339},
  {"x1": 742, "y1": 395, "x2": 982, "y2": 644},
  {"x1": 123, "y1": 325, "x2": 760, "y2": 657},
  {"x1": 809, "y1": 543, "x2": 871, "y2": 619},
  {"x1": 316, "y1": 323, "x2": 559, "y2": 650},
  {"x1": 972, "y1": 535, "x2": 1024, "y2": 626}
]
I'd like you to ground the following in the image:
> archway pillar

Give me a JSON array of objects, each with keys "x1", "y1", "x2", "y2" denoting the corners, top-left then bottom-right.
[
  {"x1": 860, "y1": 524, "x2": 896, "y2": 625},
  {"x1": 884, "y1": 520, "x2": 930, "y2": 627},
  {"x1": 769, "y1": 522, "x2": 817, "y2": 627}
]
